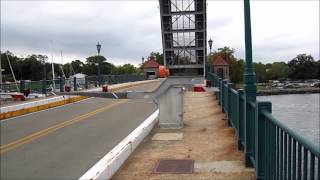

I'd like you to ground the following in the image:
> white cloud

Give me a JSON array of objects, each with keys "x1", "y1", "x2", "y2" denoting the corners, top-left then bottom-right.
[{"x1": 1, "y1": 0, "x2": 319, "y2": 66}]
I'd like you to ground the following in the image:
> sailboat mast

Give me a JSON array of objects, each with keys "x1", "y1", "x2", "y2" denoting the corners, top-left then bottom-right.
[
  {"x1": 5, "y1": 53, "x2": 19, "y2": 91},
  {"x1": 60, "y1": 50, "x2": 65, "y2": 77},
  {"x1": 0, "y1": 54, "x2": 2, "y2": 88},
  {"x1": 50, "y1": 40, "x2": 56, "y2": 91}
]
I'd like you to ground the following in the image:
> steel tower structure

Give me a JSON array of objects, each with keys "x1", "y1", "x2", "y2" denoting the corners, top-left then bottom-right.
[{"x1": 159, "y1": 0, "x2": 207, "y2": 76}]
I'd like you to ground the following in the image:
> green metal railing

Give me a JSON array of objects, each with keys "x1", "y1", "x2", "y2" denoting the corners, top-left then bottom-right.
[
  {"x1": 207, "y1": 71, "x2": 319, "y2": 180},
  {"x1": 0, "y1": 74, "x2": 147, "y2": 94}
]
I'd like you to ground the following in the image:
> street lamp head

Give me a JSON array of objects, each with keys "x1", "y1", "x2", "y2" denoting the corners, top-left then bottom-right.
[
  {"x1": 208, "y1": 38, "x2": 213, "y2": 49},
  {"x1": 96, "y1": 42, "x2": 101, "y2": 55}
]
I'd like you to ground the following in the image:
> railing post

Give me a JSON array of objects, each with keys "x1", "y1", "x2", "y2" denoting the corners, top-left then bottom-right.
[
  {"x1": 244, "y1": 98, "x2": 256, "y2": 168},
  {"x1": 59, "y1": 77, "x2": 64, "y2": 92},
  {"x1": 220, "y1": 80, "x2": 225, "y2": 112},
  {"x1": 227, "y1": 83, "x2": 233, "y2": 127},
  {"x1": 85, "y1": 76, "x2": 88, "y2": 89},
  {"x1": 255, "y1": 101, "x2": 272, "y2": 180},
  {"x1": 95, "y1": 76, "x2": 98, "y2": 87},
  {"x1": 238, "y1": 89, "x2": 245, "y2": 150},
  {"x1": 219, "y1": 78, "x2": 222, "y2": 103},
  {"x1": 19, "y1": 80, "x2": 25, "y2": 93},
  {"x1": 73, "y1": 77, "x2": 77, "y2": 91},
  {"x1": 42, "y1": 80, "x2": 46, "y2": 95}
]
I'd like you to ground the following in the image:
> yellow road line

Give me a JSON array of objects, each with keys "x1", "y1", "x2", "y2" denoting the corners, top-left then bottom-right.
[
  {"x1": 0, "y1": 99, "x2": 128, "y2": 154},
  {"x1": 0, "y1": 96, "x2": 88, "y2": 120}
]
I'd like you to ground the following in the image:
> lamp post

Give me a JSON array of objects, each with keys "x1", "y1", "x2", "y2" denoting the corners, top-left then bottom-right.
[
  {"x1": 96, "y1": 42, "x2": 101, "y2": 86},
  {"x1": 243, "y1": 0, "x2": 256, "y2": 168},
  {"x1": 208, "y1": 38, "x2": 213, "y2": 55},
  {"x1": 207, "y1": 38, "x2": 213, "y2": 74}
]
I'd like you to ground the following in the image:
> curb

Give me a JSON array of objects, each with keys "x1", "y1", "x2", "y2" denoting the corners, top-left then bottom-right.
[
  {"x1": 79, "y1": 109, "x2": 159, "y2": 180},
  {"x1": 109, "y1": 80, "x2": 158, "y2": 92},
  {"x1": 0, "y1": 96, "x2": 88, "y2": 120}
]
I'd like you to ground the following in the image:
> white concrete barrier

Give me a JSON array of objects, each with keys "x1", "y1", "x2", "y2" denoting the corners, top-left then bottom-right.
[
  {"x1": 79, "y1": 109, "x2": 159, "y2": 180},
  {"x1": 84, "y1": 79, "x2": 158, "y2": 92},
  {"x1": 0, "y1": 96, "x2": 71, "y2": 113}
]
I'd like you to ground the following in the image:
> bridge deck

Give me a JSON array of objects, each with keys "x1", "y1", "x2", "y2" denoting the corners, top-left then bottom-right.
[
  {"x1": 0, "y1": 81, "x2": 160, "y2": 179},
  {"x1": 113, "y1": 91, "x2": 255, "y2": 179}
]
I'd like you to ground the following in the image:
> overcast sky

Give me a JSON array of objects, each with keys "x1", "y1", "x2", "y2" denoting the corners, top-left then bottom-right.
[{"x1": 1, "y1": 0, "x2": 319, "y2": 66}]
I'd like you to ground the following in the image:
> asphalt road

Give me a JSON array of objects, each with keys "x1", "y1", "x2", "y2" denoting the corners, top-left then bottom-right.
[{"x1": 0, "y1": 81, "x2": 159, "y2": 179}]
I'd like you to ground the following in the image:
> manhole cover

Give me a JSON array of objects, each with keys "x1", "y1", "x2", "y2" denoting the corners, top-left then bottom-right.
[{"x1": 154, "y1": 159, "x2": 194, "y2": 174}]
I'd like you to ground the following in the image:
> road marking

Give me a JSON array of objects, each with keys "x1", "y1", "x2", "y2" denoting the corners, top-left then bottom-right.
[{"x1": 0, "y1": 99, "x2": 127, "y2": 154}]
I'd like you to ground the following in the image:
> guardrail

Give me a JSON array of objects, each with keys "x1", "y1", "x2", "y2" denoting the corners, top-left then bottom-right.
[
  {"x1": 207, "y1": 72, "x2": 319, "y2": 180},
  {"x1": 0, "y1": 74, "x2": 146, "y2": 94}
]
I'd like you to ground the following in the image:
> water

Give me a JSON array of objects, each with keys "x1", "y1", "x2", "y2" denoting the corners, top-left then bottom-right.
[{"x1": 258, "y1": 93, "x2": 320, "y2": 147}]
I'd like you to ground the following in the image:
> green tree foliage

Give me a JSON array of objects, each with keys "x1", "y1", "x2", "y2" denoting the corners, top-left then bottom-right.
[
  {"x1": 288, "y1": 54, "x2": 319, "y2": 80},
  {"x1": 208, "y1": 47, "x2": 319, "y2": 83},
  {"x1": 150, "y1": 52, "x2": 164, "y2": 65},
  {"x1": 81, "y1": 55, "x2": 115, "y2": 76},
  {"x1": 253, "y1": 62, "x2": 267, "y2": 83},
  {"x1": 266, "y1": 62, "x2": 289, "y2": 80},
  {"x1": 1, "y1": 52, "x2": 140, "y2": 82},
  {"x1": 210, "y1": 46, "x2": 244, "y2": 83},
  {"x1": 229, "y1": 59, "x2": 244, "y2": 83},
  {"x1": 112, "y1": 64, "x2": 137, "y2": 75},
  {"x1": 216, "y1": 46, "x2": 235, "y2": 61}
]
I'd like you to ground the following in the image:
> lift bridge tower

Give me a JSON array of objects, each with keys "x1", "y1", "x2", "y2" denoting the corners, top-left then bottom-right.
[{"x1": 159, "y1": 0, "x2": 207, "y2": 76}]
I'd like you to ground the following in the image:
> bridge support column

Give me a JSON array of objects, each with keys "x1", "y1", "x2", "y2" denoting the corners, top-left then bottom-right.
[{"x1": 158, "y1": 86, "x2": 185, "y2": 129}]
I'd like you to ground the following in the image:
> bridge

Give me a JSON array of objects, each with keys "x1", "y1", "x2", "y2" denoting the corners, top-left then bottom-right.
[{"x1": 1, "y1": 0, "x2": 319, "y2": 180}]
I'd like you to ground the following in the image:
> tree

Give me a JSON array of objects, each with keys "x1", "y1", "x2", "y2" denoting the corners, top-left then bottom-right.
[
  {"x1": 229, "y1": 59, "x2": 244, "y2": 83},
  {"x1": 150, "y1": 52, "x2": 164, "y2": 65},
  {"x1": 21, "y1": 55, "x2": 47, "y2": 80},
  {"x1": 216, "y1": 46, "x2": 235, "y2": 62},
  {"x1": 210, "y1": 46, "x2": 243, "y2": 83},
  {"x1": 83, "y1": 55, "x2": 115, "y2": 76},
  {"x1": 1, "y1": 51, "x2": 23, "y2": 81},
  {"x1": 253, "y1": 62, "x2": 267, "y2": 82},
  {"x1": 112, "y1": 64, "x2": 137, "y2": 75},
  {"x1": 288, "y1": 54, "x2": 318, "y2": 80},
  {"x1": 266, "y1": 62, "x2": 289, "y2": 80}
]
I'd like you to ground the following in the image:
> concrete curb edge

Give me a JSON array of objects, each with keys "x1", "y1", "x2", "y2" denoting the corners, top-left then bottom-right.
[{"x1": 79, "y1": 109, "x2": 159, "y2": 180}]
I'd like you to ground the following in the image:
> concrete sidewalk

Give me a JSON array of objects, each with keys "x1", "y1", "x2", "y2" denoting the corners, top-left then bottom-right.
[{"x1": 113, "y1": 91, "x2": 255, "y2": 180}]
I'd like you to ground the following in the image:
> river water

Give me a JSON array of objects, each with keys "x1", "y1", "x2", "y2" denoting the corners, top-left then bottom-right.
[{"x1": 258, "y1": 93, "x2": 320, "y2": 147}]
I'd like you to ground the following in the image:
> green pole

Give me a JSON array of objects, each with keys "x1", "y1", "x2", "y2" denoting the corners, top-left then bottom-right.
[
  {"x1": 244, "y1": 0, "x2": 256, "y2": 87},
  {"x1": 243, "y1": 0, "x2": 257, "y2": 168}
]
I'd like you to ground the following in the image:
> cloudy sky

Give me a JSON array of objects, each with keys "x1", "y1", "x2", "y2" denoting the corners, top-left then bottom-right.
[{"x1": 1, "y1": 0, "x2": 319, "y2": 66}]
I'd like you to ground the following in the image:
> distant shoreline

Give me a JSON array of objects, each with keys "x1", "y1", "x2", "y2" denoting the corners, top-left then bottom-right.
[{"x1": 257, "y1": 87, "x2": 320, "y2": 96}]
